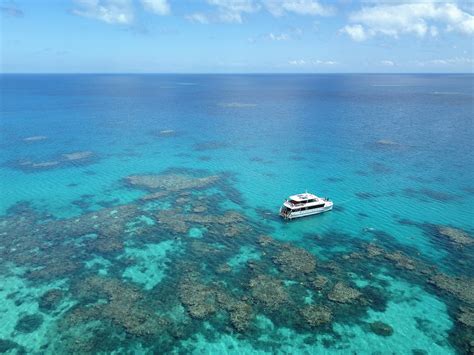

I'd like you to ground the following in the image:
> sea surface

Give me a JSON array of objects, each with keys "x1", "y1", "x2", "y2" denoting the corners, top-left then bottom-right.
[{"x1": 0, "y1": 74, "x2": 473, "y2": 354}]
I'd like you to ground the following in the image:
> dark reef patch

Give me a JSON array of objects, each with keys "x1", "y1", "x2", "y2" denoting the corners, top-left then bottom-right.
[
  {"x1": 407, "y1": 175, "x2": 433, "y2": 184},
  {"x1": 324, "y1": 177, "x2": 344, "y2": 183},
  {"x1": 371, "y1": 162, "x2": 393, "y2": 174},
  {"x1": 354, "y1": 170, "x2": 369, "y2": 176},
  {"x1": 365, "y1": 139, "x2": 402, "y2": 152},
  {"x1": 249, "y1": 157, "x2": 273, "y2": 164},
  {"x1": 369, "y1": 321, "x2": 394, "y2": 336},
  {"x1": 355, "y1": 192, "x2": 379, "y2": 200},
  {"x1": 396, "y1": 218, "x2": 474, "y2": 274},
  {"x1": 71, "y1": 194, "x2": 95, "y2": 211},
  {"x1": 0, "y1": 339, "x2": 25, "y2": 353},
  {"x1": 15, "y1": 314, "x2": 43, "y2": 333},
  {"x1": 193, "y1": 141, "x2": 229, "y2": 151},
  {"x1": 461, "y1": 186, "x2": 474, "y2": 195},
  {"x1": 6, "y1": 151, "x2": 98, "y2": 172},
  {"x1": 403, "y1": 188, "x2": 458, "y2": 202},
  {"x1": 39, "y1": 289, "x2": 65, "y2": 312}
]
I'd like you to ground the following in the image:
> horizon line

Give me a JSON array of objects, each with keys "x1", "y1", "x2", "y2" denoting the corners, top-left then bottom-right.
[{"x1": 1, "y1": 72, "x2": 473, "y2": 75}]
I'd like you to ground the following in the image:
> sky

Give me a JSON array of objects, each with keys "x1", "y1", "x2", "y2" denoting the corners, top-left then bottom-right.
[{"x1": 0, "y1": 0, "x2": 473, "y2": 73}]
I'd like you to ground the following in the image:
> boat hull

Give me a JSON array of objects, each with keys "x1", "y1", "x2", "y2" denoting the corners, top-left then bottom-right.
[{"x1": 280, "y1": 203, "x2": 333, "y2": 220}]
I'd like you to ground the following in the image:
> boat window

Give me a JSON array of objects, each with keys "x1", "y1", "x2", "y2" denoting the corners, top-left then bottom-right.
[{"x1": 308, "y1": 204, "x2": 325, "y2": 209}]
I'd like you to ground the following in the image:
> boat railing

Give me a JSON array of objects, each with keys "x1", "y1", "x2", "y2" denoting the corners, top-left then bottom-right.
[
  {"x1": 287, "y1": 199, "x2": 325, "y2": 207},
  {"x1": 286, "y1": 200, "x2": 306, "y2": 207}
]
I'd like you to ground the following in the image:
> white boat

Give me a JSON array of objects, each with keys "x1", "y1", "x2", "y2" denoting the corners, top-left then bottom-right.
[{"x1": 279, "y1": 192, "x2": 333, "y2": 220}]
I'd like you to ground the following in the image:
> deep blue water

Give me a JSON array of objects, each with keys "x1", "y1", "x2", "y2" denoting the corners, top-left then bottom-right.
[{"x1": 0, "y1": 74, "x2": 473, "y2": 354}]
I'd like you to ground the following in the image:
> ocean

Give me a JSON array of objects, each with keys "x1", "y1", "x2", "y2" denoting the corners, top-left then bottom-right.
[{"x1": 0, "y1": 74, "x2": 473, "y2": 354}]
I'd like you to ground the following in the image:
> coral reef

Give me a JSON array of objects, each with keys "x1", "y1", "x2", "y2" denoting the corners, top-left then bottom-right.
[
  {"x1": 39, "y1": 289, "x2": 65, "y2": 311},
  {"x1": 273, "y1": 244, "x2": 317, "y2": 276},
  {"x1": 67, "y1": 277, "x2": 169, "y2": 337},
  {"x1": 179, "y1": 277, "x2": 217, "y2": 319},
  {"x1": 258, "y1": 235, "x2": 275, "y2": 247},
  {"x1": 141, "y1": 191, "x2": 168, "y2": 201},
  {"x1": 457, "y1": 306, "x2": 474, "y2": 328},
  {"x1": 15, "y1": 314, "x2": 43, "y2": 333},
  {"x1": 23, "y1": 135, "x2": 48, "y2": 142},
  {"x1": 216, "y1": 263, "x2": 231, "y2": 274},
  {"x1": 376, "y1": 139, "x2": 399, "y2": 146},
  {"x1": 155, "y1": 209, "x2": 249, "y2": 238},
  {"x1": 428, "y1": 274, "x2": 474, "y2": 304},
  {"x1": 62, "y1": 151, "x2": 93, "y2": 161},
  {"x1": 228, "y1": 301, "x2": 253, "y2": 332},
  {"x1": 1, "y1": 166, "x2": 473, "y2": 353},
  {"x1": 369, "y1": 321, "x2": 394, "y2": 336},
  {"x1": 159, "y1": 129, "x2": 176, "y2": 136},
  {"x1": 300, "y1": 305, "x2": 332, "y2": 327},
  {"x1": 365, "y1": 244, "x2": 384, "y2": 258},
  {"x1": 215, "y1": 292, "x2": 253, "y2": 332},
  {"x1": 10, "y1": 151, "x2": 96, "y2": 171},
  {"x1": 249, "y1": 275, "x2": 289, "y2": 310},
  {"x1": 436, "y1": 226, "x2": 473, "y2": 246},
  {"x1": 327, "y1": 282, "x2": 361, "y2": 304},
  {"x1": 383, "y1": 251, "x2": 417, "y2": 271},
  {"x1": 311, "y1": 275, "x2": 329, "y2": 290},
  {"x1": 125, "y1": 173, "x2": 219, "y2": 191},
  {"x1": 178, "y1": 275, "x2": 253, "y2": 331},
  {"x1": 0, "y1": 339, "x2": 25, "y2": 353}
]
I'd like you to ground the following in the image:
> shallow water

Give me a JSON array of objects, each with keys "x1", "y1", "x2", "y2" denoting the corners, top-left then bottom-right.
[{"x1": 0, "y1": 74, "x2": 473, "y2": 354}]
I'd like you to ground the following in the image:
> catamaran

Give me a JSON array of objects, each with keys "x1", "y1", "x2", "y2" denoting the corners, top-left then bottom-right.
[{"x1": 279, "y1": 192, "x2": 333, "y2": 220}]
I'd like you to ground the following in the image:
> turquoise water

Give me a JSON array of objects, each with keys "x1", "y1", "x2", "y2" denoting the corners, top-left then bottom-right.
[{"x1": 0, "y1": 74, "x2": 473, "y2": 353}]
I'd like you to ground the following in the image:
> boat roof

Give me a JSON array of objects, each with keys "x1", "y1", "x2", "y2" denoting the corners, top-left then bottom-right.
[{"x1": 289, "y1": 193, "x2": 318, "y2": 201}]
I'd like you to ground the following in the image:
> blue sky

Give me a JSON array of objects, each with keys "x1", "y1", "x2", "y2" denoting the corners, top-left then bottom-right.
[{"x1": 1, "y1": 0, "x2": 473, "y2": 73}]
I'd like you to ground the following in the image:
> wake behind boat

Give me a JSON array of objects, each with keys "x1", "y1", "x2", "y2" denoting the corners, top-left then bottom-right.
[{"x1": 279, "y1": 192, "x2": 333, "y2": 220}]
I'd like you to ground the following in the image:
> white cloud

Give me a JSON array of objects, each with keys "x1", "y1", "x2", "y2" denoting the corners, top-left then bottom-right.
[
  {"x1": 340, "y1": 24, "x2": 366, "y2": 41},
  {"x1": 268, "y1": 32, "x2": 290, "y2": 41},
  {"x1": 264, "y1": 0, "x2": 334, "y2": 17},
  {"x1": 73, "y1": 0, "x2": 134, "y2": 24},
  {"x1": 185, "y1": 12, "x2": 210, "y2": 24},
  {"x1": 289, "y1": 59, "x2": 307, "y2": 65},
  {"x1": 186, "y1": 0, "x2": 333, "y2": 24},
  {"x1": 206, "y1": 0, "x2": 260, "y2": 23},
  {"x1": 380, "y1": 60, "x2": 395, "y2": 66},
  {"x1": 313, "y1": 59, "x2": 337, "y2": 65},
  {"x1": 264, "y1": 28, "x2": 301, "y2": 41},
  {"x1": 289, "y1": 59, "x2": 338, "y2": 66},
  {"x1": 342, "y1": 2, "x2": 474, "y2": 41},
  {"x1": 141, "y1": 0, "x2": 170, "y2": 15},
  {"x1": 417, "y1": 57, "x2": 473, "y2": 66}
]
